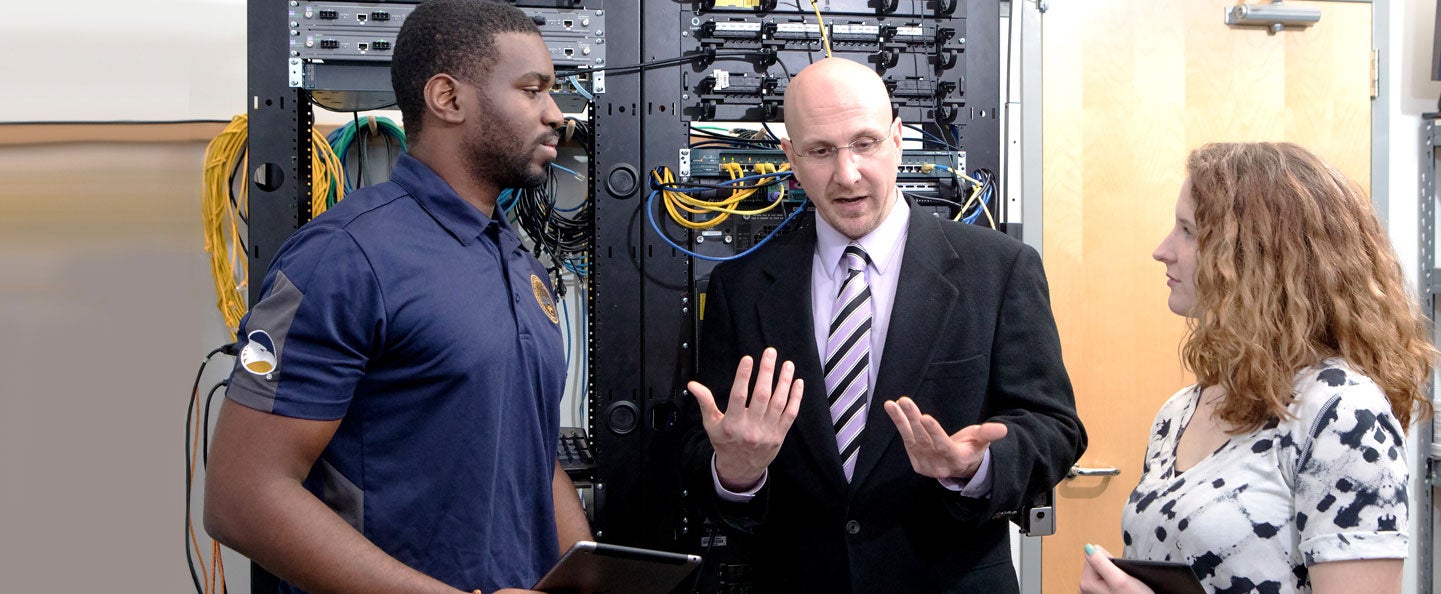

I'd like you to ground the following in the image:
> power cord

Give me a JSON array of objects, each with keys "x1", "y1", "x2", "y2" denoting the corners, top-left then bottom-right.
[{"x1": 186, "y1": 343, "x2": 237, "y2": 594}]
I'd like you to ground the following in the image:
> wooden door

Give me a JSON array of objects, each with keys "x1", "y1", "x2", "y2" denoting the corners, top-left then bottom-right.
[{"x1": 1038, "y1": 1, "x2": 1373, "y2": 592}]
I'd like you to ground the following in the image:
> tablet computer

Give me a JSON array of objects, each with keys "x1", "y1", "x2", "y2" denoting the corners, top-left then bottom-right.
[
  {"x1": 1109, "y1": 558, "x2": 1206, "y2": 594},
  {"x1": 532, "y1": 541, "x2": 702, "y2": 594}
]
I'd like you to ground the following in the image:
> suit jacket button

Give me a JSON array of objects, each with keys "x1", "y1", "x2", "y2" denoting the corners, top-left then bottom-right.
[{"x1": 845, "y1": 520, "x2": 860, "y2": 535}]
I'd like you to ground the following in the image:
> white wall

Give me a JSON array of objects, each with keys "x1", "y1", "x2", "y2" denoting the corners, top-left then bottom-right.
[
  {"x1": 0, "y1": 0, "x2": 363, "y2": 126},
  {"x1": 1, "y1": 1, "x2": 246, "y2": 122},
  {"x1": 1387, "y1": 0, "x2": 1440, "y2": 284}
]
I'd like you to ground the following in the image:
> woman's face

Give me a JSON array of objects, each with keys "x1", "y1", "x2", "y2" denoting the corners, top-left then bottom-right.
[{"x1": 1153, "y1": 178, "x2": 1199, "y2": 317}]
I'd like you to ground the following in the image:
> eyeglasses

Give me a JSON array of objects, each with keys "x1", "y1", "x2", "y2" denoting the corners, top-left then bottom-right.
[{"x1": 791, "y1": 125, "x2": 896, "y2": 163}]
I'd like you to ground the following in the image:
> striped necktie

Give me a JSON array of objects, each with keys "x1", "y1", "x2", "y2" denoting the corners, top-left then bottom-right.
[{"x1": 824, "y1": 243, "x2": 872, "y2": 481}]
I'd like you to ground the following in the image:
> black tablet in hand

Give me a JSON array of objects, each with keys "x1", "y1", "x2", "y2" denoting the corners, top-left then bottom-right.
[
  {"x1": 1109, "y1": 558, "x2": 1206, "y2": 594},
  {"x1": 532, "y1": 541, "x2": 702, "y2": 594}
]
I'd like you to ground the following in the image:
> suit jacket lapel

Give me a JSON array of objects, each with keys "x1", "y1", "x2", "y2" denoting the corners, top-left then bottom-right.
[
  {"x1": 850, "y1": 206, "x2": 961, "y2": 492},
  {"x1": 755, "y1": 225, "x2": 849, "y2": 489}
]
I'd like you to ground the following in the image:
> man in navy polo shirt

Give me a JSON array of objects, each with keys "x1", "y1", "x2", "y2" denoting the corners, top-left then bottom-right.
[{"x1": 204, "y1": 2, "x2": 589, "y2": 593}]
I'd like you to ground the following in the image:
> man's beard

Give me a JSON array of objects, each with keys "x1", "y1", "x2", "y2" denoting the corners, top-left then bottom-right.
[{"x1": 464, "y1": 115, "x2": 554, "y2": 191}]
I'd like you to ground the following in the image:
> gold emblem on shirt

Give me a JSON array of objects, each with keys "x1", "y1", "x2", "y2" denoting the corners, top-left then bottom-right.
[{"x1": 532, "y1": 274, "x2": 559, "y2": 324}]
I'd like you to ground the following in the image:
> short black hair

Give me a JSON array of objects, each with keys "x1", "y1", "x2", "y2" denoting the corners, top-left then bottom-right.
[{"x1": 392, "y1": 0, "x2": 541, "y2": 142}]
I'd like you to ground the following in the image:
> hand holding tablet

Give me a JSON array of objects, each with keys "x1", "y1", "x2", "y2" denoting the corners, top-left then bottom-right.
[
  {"x1": 1082, "y1": 543, "x2": 1205, "y2": 594},
  {"x1": 532, "y1": 541, "x2": 701, "y2": 594},
  {"x1": 1108, "y1": 558, "x2": 1205, "y2": 594}
]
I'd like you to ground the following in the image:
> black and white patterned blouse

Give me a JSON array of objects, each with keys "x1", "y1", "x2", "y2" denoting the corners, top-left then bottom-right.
[{"x1": 1121, "y1": 359, "x2": 1409, "y2": 593}]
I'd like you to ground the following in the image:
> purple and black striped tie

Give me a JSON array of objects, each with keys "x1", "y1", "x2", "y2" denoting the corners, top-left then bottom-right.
[{"x1": 825, "y1": 243, "x2": 872, "y2": 481}]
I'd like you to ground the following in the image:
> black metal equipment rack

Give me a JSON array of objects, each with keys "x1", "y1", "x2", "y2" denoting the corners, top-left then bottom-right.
[
  {"x1": 243, "y1": 4, "x2": 305, "y2": 590},
  {"x1": 247, "y1": 0, "x2": 312, "y2": 308},
  {"x1": 244, "y1": 1, "x2": 1000, "y2": 592}
]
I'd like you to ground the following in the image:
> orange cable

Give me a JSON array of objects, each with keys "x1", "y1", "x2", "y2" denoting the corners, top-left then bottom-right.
[
  {"x1": 187, "y1": 385, "x2": 209, "y2": 591},
  {"x1": 216, "y1": 542, "x2": 227, "y2": 593},
  {"x1": 211, "y1": 539, "x2": 226, "y2": 591}
]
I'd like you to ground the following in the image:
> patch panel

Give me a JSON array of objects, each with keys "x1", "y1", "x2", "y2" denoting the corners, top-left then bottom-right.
[
  {"x1": 684, "y1": 148, "x2": 964, "y2": 179},
  {"x1": 772, "y1": 21, "x2": 822, "y2": 41},
  {"x1": 898, "y1": 150, "x2": 967, "y2": 174},
  {"x1": 547, "y1": 39, "x2": 604, "y2": 68},
  {"x1": 704, "y1": 0, "x2": 774, "y2": 10},
  {"x1": 701, "y1": 20, "x2": 766, "y2": 40},
  {"x1": 295, "y1": 2, "x2": 414, "y2": 30},
  {"x1": 691, "y1": 17, "x2": 956, "y2": 52},
  {"x1": 694, "y1": 0, "x2": 939, "y2": 13},
  {"x1": 522, "y1": 8, "x2": 605, "y2": 38},
  {"x1": 831, "y1": 23, "x2": 881, "y2": 42},
  {"x1": 679, "y1": 9, "x2": 967, "y2": 125},
  {"x1": 697, "y1": 71, "x2": 779, "y2": 96},
  {"x1": 295, "y1": 32, "x2": 399, "y2": 60}
]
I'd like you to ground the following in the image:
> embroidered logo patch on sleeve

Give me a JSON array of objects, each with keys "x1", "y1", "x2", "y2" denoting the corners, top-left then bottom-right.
[
  {"x1": 531, "y1": 274, "x2": 559, "y2": 324},
  {"x1": 240, "y1": 330, "x2": 279, "y2": 378}
]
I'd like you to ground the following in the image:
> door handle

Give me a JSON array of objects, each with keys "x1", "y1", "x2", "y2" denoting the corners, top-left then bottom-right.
[{"x1": 1066, "y1": 465, "x2": 1121, "y2": 480}]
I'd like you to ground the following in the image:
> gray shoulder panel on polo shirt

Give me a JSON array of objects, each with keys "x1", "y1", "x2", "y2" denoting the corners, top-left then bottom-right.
[{"x1": 226, "y1": 271, "x2": 303, "y2": 413}]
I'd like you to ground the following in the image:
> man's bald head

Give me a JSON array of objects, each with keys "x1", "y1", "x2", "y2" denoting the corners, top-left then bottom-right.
[
  {"x1": 779, "y1": 58, "x2": 902, "y2": 240},
  {"x1": 783, "y1": 58, "x2": 893, "y2": 139}
]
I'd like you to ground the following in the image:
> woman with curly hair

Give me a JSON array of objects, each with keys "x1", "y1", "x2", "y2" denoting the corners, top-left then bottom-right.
[{"x1": 1080, "y1": 142, "x2": 1434, "y2": 594}]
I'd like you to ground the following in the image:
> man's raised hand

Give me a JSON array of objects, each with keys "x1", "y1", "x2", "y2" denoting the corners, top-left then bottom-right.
[
  {"x1": 689, "y1": 348, "x2": 805, "y2": 491},
  {"x1": 883, "y1": 396, "x2": 1007, "y2": 481}
]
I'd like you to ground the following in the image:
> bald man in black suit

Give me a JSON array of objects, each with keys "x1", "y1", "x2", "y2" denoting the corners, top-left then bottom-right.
[{"x1": 681, "y1": 57, "x2": 1086, "y2": 593}]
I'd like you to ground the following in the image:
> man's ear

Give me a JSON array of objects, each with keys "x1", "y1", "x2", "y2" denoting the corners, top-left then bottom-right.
[
  {"x1": 779, "y1": 137, "x2": 795, "y2": 163},
  {"x1": 423, "y1": 73, "x2": 467, "y2": 126}
]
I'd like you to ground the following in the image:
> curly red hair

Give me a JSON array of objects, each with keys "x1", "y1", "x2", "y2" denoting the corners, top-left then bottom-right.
[{"x1": 1182, "y1": 142, "x2": 1434, "y2": 431}]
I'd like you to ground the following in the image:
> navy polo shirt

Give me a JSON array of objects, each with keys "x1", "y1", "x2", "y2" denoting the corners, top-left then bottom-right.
[{"x1": 226, "y1": 154, "x2": 565, "y2": 593}]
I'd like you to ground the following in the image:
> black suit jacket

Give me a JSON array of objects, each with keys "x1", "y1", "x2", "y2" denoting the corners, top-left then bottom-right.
[{"x1": 682, "y1": 203, "x2": 1087, "y2": 593}]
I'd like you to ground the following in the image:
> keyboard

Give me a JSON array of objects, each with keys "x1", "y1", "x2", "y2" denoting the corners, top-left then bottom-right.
[{"x1": 558, "y1": 426, "x2": 597, "y2": 482}]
